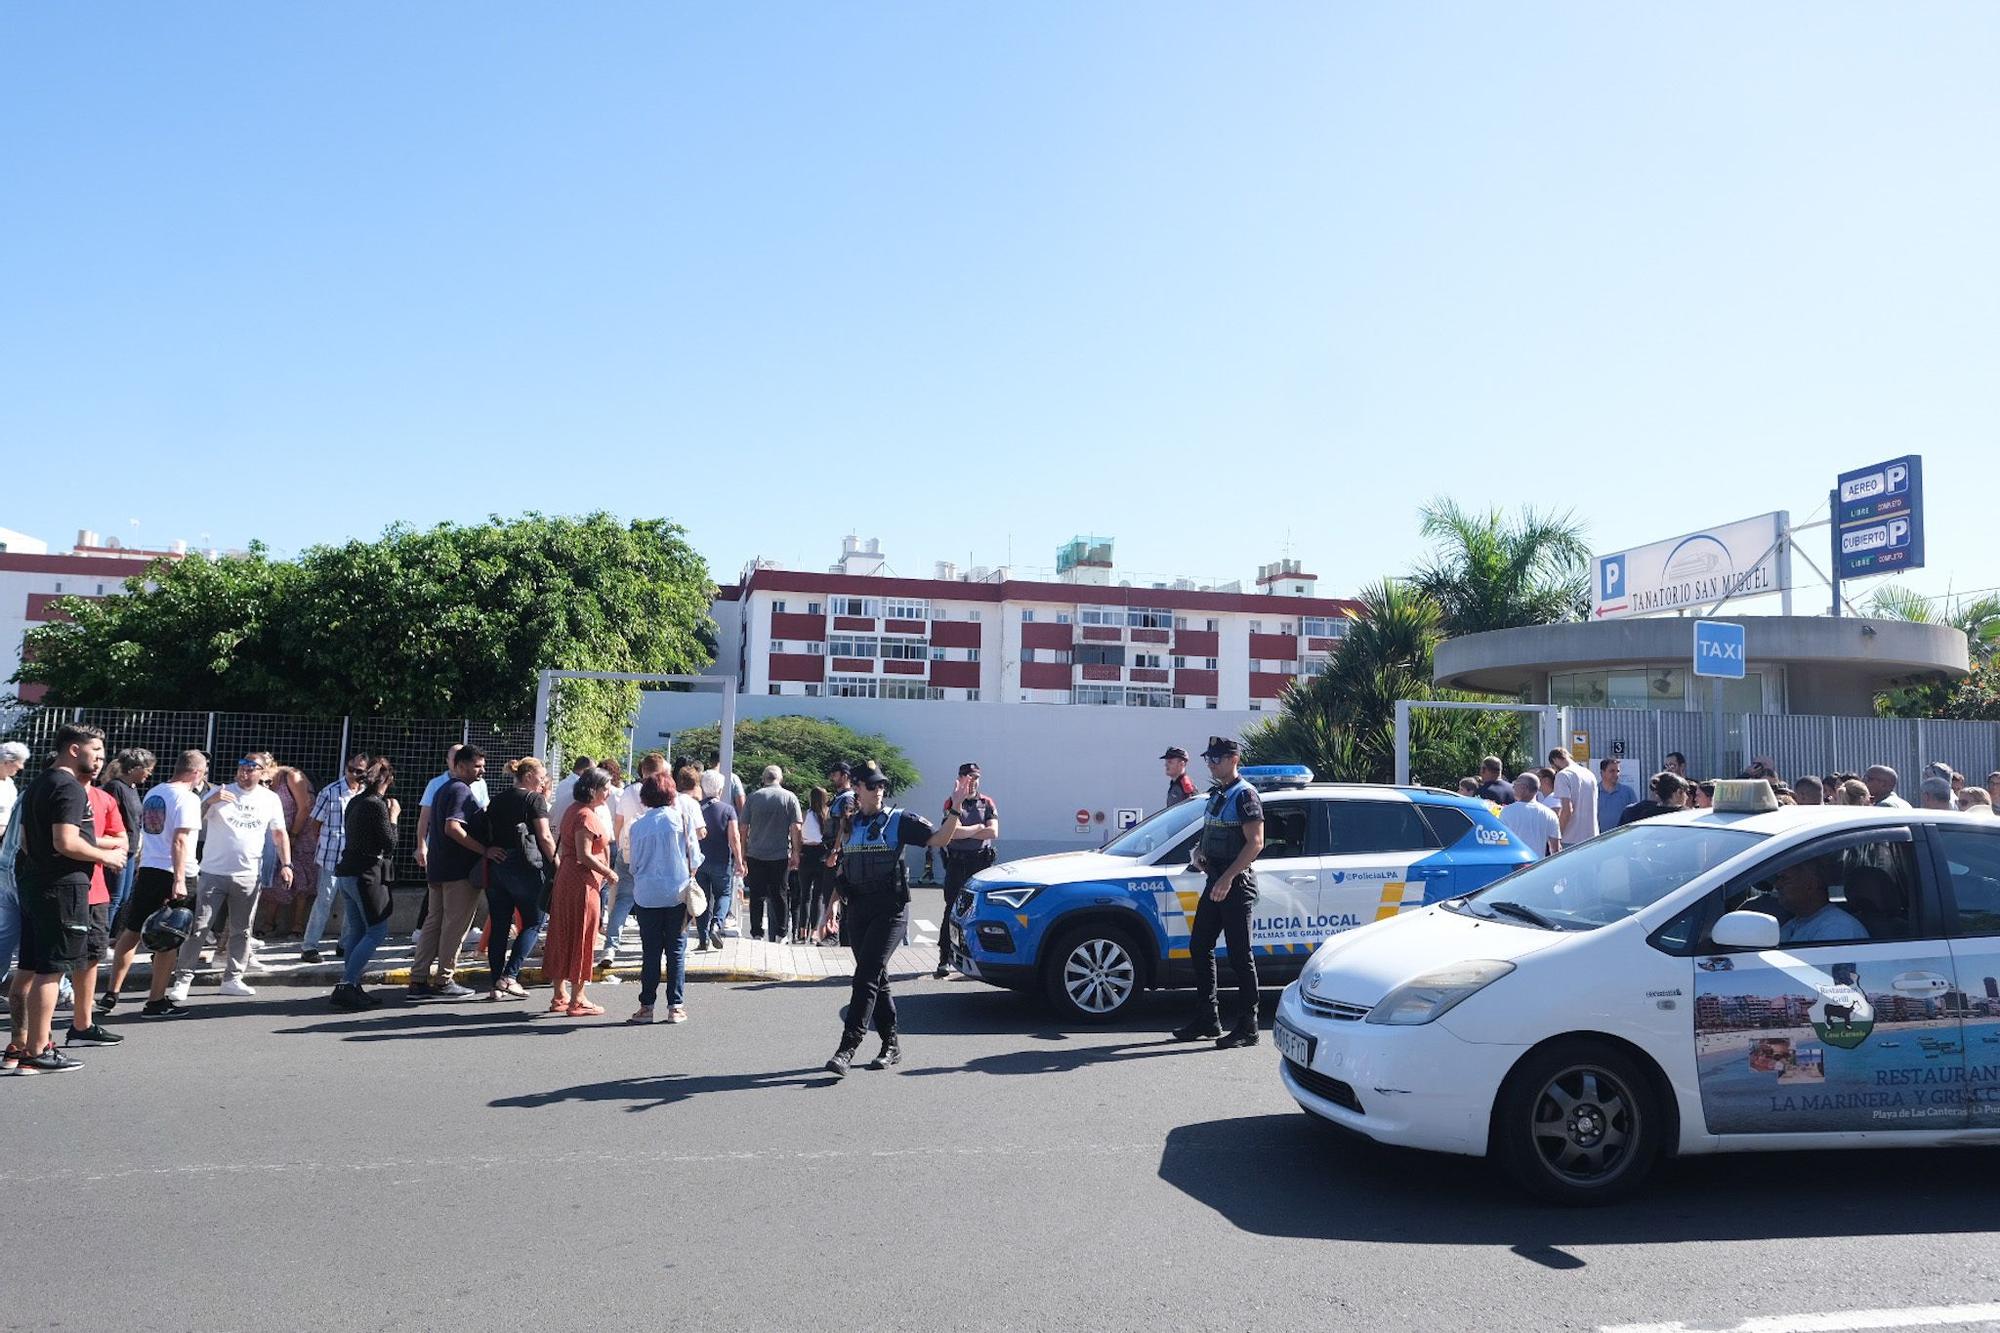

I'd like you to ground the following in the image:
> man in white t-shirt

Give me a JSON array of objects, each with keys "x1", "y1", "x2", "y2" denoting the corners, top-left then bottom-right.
[
  {"x1": 104, "y1": 749, "x2": 209, "y2": 1016},
  {"x1": 171, "y1": 755, "x2": 290, "y2": 1000},
  {"x1": 1550, "y1": 748, "x2": 1598, "y2": 849},
  {"x1": 1496, "y1": 773, "x2": 1561, "y2": 859},
  {"x1": 547, "y1": 754, "x2": 595, "y2": 834}
]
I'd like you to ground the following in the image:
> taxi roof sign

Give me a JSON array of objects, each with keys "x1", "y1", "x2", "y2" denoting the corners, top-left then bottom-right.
[
  {"x1": 1241, "y1": 764, "x2": 1314, "y2": 790},
  {"x1": 1710, "y1": 778, "x2": 1780, "y2": 814}
]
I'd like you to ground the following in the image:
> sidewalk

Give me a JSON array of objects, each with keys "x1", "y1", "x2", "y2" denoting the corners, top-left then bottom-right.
[{"x1": 124, "y1": 918, "x2": 947, "y2": 991}]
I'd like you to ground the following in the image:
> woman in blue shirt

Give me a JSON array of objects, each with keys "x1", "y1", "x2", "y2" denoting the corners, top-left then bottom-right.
[{"x1": 626, "y1": 774, "x2": 702, "y2": 1024}]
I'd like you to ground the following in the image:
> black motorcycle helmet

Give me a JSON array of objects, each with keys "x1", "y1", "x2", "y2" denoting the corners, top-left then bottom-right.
[{"x1": 141, "y1": 903, "x2": 195, "y2": 953}]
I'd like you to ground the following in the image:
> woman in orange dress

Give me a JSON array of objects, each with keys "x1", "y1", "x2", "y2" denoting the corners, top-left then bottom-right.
[{"x1": 542, "y1": 768, "x2": 615, "y2": 1017}]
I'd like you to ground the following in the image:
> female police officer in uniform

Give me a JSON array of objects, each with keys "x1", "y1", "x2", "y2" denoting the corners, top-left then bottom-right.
[
  {"x1": 824, "y1": 763, "x2": 971, "y2": 1076},
  {"x1": 1173, "y1": 736, "x2": 1265, "y2": 1049}
]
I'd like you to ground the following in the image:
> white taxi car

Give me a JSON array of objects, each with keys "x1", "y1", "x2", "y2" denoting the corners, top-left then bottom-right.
[{"x1": 1274, "y1": 782, "x2": 2000, "y2": 1203}]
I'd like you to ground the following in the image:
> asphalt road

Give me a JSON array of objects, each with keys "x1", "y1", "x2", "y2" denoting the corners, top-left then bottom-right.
[{"x1": 8, "y1": 902, "x2": 2000, "y2": 1332}]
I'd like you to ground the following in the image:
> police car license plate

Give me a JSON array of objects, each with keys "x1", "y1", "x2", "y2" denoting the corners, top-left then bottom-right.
[{"x1": 1274, "y1": 1018, "x2": 1314, "y2": 1067}]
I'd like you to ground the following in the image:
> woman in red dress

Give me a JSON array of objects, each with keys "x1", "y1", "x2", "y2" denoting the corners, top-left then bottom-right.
[{"x1": 542, "y1": 768, "x2": 615, "y2": 1017}]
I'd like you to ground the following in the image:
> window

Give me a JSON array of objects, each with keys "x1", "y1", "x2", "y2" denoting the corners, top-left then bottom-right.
[
  {"x1": 827, "y1": 676, "x2": 879, "y2": 698},
  {"x1": 963, "y1": 688, "x2": 980, "y2": 700},
  {"x1": 828, "y1": 635, "x2": 879, "y2": 658},
  {"x1": 1173, "y1": 655, "x2": 1186, "y2": 669},
  {"x1": 1133, "y1": 652, "x2": 1164, "y2": 670},
  {"x1": 966, "y1": 647, "x2": 981, "y2": 662},
  {"x1": 1258, "y1": 805, "x2": 1316, "y2": 860},
  {"x1": 806, "y1": 642, "x2": 824, "y2": 655},
  {"x1": 1303, "y1": 616, "x2": 1349, "y2": 639},
  {"x1": 772, "y1": 600, "x2": 787, "y2": 614},
  {"x1": 806, "y1": 601, "x2": 823, "y2": 614},
  {"x1": 769, "y1": 684, "x2": 783, "y2": 695},
  {"x1": 1128, "y1": 607, "x2": 1171, "y2": 629},
  {"x1": 1416, "y1": 805, "x2": 1476, "y2": 848},
  {"x1": 1021, "y1": 610, "x2": 1035, "y2": 623},
  {"x1": 884, "y1": 597, "x2": 929, "y2": 620},
  {"x1": 804, "y1": 684, "x2": 821, "y2": 697},
  {"x1": 1249, "y1": 620, "x2": 1262, "y2": 633},
  {"x1": 1174, "y1": 617, "x2": 1187, "y2": 631},
  {"x1": 1075, "y1": 685, "x2": 1123, "y2": 706},
  {"x1": 1326, "y1": 801, "x2": 1438, "y2": 856},
  {"x1": 770, "y1": 640, "x2": 786, "y2": 652},
  {"x1": 1056, "y1": 612, "x2": 1072, "y2": 625},
  {"x1": 968, "y1": 610, "x2": 982, "y2": 621},
  {"x1": 95, "y1": 583, "x2": 104, "y2": 595},
  {"x1": 1075, "y1": 644, "x2": 1125, "y2": 667},
  {"x1": 831, "y1": 596, "x2": 878, "y2": 618},
  {"x1": 1454, "y1": 823, "x2": 1766, "y2": 936},
  {"x1": 1026, "y1": 648, "x2": 1071, "y2": 665},
  {"x1": 1938, "y1": 827, "x2": 2000, "y2": 936},
  {"x1": 1127, "y1": 687, "x2": 1171, "y2": 708},
  {"x1": 1280, "y1": 622, "x2": 1295, "y2": 635},
  {"x1": 881, "y1": 679, "x2": 941, "y2": 700},
  {"x1": 1080, "y1": 607, "x2": 1119, "y2": 626},
  {"x1": 1688, "y1": 830, "x2": 1923, "y2": 948},
  {"x1": 880, "y1": 640, "x2": 926, "y2": 661}
]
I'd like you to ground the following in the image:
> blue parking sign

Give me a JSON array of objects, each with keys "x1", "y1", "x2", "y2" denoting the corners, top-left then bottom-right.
[{"x1": 1692, "y1": 620, "x2": 1746, "y2": 680}]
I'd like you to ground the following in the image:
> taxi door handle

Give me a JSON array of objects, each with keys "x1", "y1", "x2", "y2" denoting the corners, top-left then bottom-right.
[{"x1": 1284, "y1": 874, "x2": 1318, "y2": 885}]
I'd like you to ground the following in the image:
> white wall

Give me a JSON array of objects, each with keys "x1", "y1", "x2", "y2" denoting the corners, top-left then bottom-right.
[{"x1": 635, "y1": 692, "x2": 1258, "y2": 859}]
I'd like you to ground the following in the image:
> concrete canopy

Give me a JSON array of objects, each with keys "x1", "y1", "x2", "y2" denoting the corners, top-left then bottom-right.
[{"x1": 1432, "y1": 616, "x2": 1969, "y2": 715}]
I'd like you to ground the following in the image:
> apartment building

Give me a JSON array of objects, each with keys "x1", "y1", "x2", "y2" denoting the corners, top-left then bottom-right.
[
  {"x1": 1, "y1": 528, "x2": 194, "y2": 705},
  {"x1": 711, "y1": 537, "x2": 1360, "y2": 712}
]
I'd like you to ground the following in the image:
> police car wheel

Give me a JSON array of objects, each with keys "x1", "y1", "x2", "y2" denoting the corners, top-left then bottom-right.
[
  {"x1": 1041, "y1": 925, "x2": 1143, "y2": 1023},
  {"x1": 1493, "y1": 1040, "x2": 1661, "y2": 1206}
]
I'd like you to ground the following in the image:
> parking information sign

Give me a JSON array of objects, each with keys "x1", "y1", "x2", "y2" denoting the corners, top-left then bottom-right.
[
  {"x1": 1693, "y1": 620, "x2": 1747, "y2": 680},
  {"x1": 1835, "y1": 455, "x2": 1924, "y2": 580}
]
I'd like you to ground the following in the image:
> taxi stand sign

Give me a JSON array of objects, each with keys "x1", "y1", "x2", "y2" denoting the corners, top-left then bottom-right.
[{"x1": 1692, "y1": 620, "x2": 1747, "y2": 680}]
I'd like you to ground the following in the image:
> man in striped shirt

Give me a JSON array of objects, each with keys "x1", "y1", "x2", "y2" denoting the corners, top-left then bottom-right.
[{"x1": 298, "y1": 753, "x2": 370, "y2": 964}]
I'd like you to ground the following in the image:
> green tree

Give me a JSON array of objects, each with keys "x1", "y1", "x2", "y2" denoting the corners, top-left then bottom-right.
[
  {"x1": 1406, "y1": 498, "x2": 1592, "y2": 636},
  {"x1": 1865, "y1": 586, "x2": 2000, "y2": 718},
  {"x1": 1242, "y1": 581, "x2": 1526, "y2": 785},
  {"x1": 15, "y1": 513, "x2": 713, "y2": 759},
  {"x1": 668, "y1": 715, "x2": 920, "y2": 800}
]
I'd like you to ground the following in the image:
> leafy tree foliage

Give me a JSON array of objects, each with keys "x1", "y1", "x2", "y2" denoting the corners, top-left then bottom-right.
[
  {"x1": 15, "y1": 514, "x2": 712, "y2": 759},
  {"x1": 1866, "y1": 587, "x2": 2000, "y2": 719},
  {"x1": 1407, "y1": 498, "x2": 1591, "y2": 636},
  {"x1": 668, "y1": 715, "x2": 920, "y2": 799}
]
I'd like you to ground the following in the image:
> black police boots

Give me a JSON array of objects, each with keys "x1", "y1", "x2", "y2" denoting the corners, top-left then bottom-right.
[
  {"x1": 869, "y1": 1038, "x2": 902, "y2": 1070},
  {"x1": 1172, "y1": 1018, "x2": 1224, "y2": 1042},
  {"x1": 825, "y1": 1045, "x2": 858, "y2": 1078},
  {"x1": 1216, "y1": 1023, "x2": 1260, "y2": 1050}
]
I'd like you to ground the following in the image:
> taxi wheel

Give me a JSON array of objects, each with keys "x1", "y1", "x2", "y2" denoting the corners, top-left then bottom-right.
[
  {"x1": 1493, "y1": 1040, "x2": 1661, "y2": 1206},
  {"x1": 1041, "y1": 924, "x2": 1144, "y2": 1024}
]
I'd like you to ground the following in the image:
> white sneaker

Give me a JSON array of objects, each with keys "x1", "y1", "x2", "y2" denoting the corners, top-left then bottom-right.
[
  {"x1": 167, "y1": 976, "x2": 192, "y2": 1005},
  {"x1": 218, "y1": 977, "x2": 256, "y2": 997},
  {"x1": 597, "y1": 974, "x2": 622, "y2": 986},
  {"x1": 667, "y1": 1005, "x2": 687, "y2": 1024}
]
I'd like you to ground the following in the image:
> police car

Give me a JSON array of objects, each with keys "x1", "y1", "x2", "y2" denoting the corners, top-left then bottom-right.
[
  {"x1": 951, "y1": 767, "x2": 1535, "y2": 1024},
  {"x1": 1273, "y1": 780, "x2": 2000, "y2": 1204}
]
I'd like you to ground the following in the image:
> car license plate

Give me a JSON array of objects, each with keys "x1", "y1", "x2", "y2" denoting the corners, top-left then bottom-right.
[{"x1": 1274, "y1": 1017, "x2": 1315, "y2": 1067}]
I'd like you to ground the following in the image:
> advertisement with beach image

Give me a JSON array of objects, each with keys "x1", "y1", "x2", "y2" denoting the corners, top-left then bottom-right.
[{"x1": 1695, "y1": 948, "x2": 2000, "y2": 1133}]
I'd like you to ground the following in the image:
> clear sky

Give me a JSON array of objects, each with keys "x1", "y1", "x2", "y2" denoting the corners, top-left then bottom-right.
[{"x1": 3, "y1": 3, "x2": 1995, "y2": 614}]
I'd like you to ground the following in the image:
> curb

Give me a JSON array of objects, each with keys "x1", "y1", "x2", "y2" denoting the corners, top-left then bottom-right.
[{"x1": 149, "y1": 963, "x2": 820, "y2": 990}]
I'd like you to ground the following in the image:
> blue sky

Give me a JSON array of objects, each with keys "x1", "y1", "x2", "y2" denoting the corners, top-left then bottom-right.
[{"x1": 3, "y1": 3, "x2": 1995, "y2": 612}]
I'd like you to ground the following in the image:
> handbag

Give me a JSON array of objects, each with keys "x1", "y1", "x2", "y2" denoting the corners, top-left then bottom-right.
[{"x1": 684, "y1": 879, "x2": 708, "y2": 920}]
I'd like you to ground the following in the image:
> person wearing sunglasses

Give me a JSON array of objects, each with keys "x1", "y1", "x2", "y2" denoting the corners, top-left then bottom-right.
[{"x1": 297, "y1": 754, "x2": 372, "y2": 964}]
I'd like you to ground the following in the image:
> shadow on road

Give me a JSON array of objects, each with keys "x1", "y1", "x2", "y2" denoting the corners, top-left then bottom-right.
[
  {"x1": 279, "y1": 1008, "x2": 577, "y2": 1041},
  {"x1": 489, "y1": 1068, "x2": 831, "y2": 1111},
  {"x1": 1159, "y1": 1112, "x2": 2000, "y2": 1249}
]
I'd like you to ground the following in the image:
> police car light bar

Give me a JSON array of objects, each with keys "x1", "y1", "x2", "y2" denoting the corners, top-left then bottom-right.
[
  {"x1": 1710, "y1": 779, "x2": 1780, "y2": 814},
  {"x1": 1240, "y1": 764, "x2": 1315, "y2": 790}
]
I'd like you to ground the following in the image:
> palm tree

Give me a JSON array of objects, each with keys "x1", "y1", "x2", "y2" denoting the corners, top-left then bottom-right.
[
  {"x1": 1865, "y1": 585, "x2": 2000, "y2": 667},
  {"x1": 1406, "y1": 499, "x2": 1592, "y2": 637}
]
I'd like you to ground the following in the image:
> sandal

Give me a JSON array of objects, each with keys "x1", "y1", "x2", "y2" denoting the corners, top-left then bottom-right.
[
  {"x1": 498, "y1": 978, "x2": 529, "y2": 999},
  {"x1": 567, "y1": 1000, "x2": 606, "y2": 1017}
]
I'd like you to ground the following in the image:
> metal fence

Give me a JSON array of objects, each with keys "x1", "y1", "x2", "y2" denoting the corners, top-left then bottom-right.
[
  {"x1": 2, "y1": 706, "x2": 536, "y2": 884},
  {"x1": 1562, "y1": 707, "x2": 2000, "y2": 790}
]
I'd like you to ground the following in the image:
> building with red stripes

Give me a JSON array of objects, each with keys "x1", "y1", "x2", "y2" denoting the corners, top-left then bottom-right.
[
  {"x1": 1, "y1": 528, "x2": 191, "y2": 704},
  {"x1": 713, "y1": 536, "x2": 1359, "y2": 713}
]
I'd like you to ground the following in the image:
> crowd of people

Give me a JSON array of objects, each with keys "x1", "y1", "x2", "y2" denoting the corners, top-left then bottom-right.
[
  {"x1": 1466, "y1": 747, "x2": 2000, "y2": 860},
  {"x1": 0, "y1": 724, "x2": 994, "y2": 1077}
]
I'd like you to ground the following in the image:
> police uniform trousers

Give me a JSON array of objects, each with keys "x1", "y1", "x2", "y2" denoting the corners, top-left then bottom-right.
[
  {"x1": 938, "y1": 853, "x2": 982, "y2": 965},
  {"x1": 1188, "y1": 872, "x2": 1258, "y2": 1027},
  {"x1": 840, "y1": 888, "x2": 907, "y2": 1046}
]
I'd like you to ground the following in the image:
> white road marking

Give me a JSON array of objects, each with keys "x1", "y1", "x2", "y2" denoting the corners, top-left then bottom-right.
[{"x1": 1604, "y1": 1303, "x2": 2000, "y2": 1333}]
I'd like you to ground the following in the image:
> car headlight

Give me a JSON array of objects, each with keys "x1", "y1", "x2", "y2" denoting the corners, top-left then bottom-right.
[
  {"x1": 1364, "y1": 960, "x2": 1515, "y2": 1026},
  {"x1": 984, "y1": 886, "x2": 1041, "y2": 910}
]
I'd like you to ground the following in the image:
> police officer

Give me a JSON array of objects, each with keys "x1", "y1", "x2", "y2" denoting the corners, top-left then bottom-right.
[
  {"x1": 1161, "y1": 746, "x2": 1197, "y2": 807},
  {"x1": 933, "y1": 761, "x2": 999, "y2": 979},
  {"x1": 1174, "y1": 736, "x2": 1264, "y2": 1049},
  {"x1": 825, "y1": 763, "x2": 969, "y2": 1077}
]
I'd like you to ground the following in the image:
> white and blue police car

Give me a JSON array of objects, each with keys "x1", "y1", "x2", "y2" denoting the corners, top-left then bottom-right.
[{"x1": 950, "y1": 767, "x2": 1536, "y2": 1023}]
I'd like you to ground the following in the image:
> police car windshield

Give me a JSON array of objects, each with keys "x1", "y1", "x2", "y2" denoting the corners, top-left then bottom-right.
[
  {"x1": 1450, "y1": 822, "x2": 1765, "y2": 931},
  {"x1": 1100, "y1": 799, "x2": 1206, "y2": 858}
]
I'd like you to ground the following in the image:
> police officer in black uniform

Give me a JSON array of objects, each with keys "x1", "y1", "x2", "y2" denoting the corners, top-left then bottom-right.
[
  {"x1": 825, "y1": 763, "x2": 969, "y2": 1077},
  {"x1": 1173, "y1": 736, "x2": 1265, "y2": 1049},
  {"x1": 1162, "y1": 746, "x2": 1198, "y2": 807},
  {"x1": 933, "y1": 761, "x2": 998, "y2": 979}
]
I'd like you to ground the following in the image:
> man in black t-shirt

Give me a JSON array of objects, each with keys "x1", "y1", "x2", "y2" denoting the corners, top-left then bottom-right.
[
  {"x1": 1476, "y1": 755, "x2": 1515, "y2": 806},
  {"x1": 6, "y1": 725, "x2": 127, "y2": 1074}
]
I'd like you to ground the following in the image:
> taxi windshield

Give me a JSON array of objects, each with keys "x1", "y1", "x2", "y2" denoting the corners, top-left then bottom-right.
[
  {"x1": 1100, "y1": 799, "x2": 1206, "y2": 858},
  {"x1": 1450, "y1": 822, "x2": 1766, "y2": 931}
]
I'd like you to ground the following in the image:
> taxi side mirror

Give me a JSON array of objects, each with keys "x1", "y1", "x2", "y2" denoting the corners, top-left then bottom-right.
[{"x1": 1711, "y1": 910, "x2": 1780, "y2": 950}]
